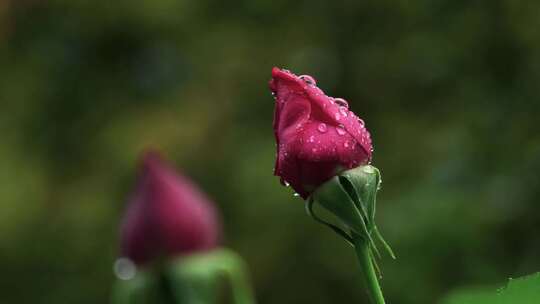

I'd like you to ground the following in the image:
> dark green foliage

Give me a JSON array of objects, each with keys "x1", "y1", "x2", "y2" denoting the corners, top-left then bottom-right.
[{"x1": 1, "y1": 1, "x2": 540, "y2": 303}]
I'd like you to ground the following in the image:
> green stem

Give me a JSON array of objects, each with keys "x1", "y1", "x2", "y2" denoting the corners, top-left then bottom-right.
[
  {"x1": 228, "y1": 264, "x2": 256, "y2": 304},
  {"x1": 158, "y1": 270, "x2": 183, "y2": 304},
  {"x1": 352, "y1": 233, "x2": 386, "y2": 304},
  {"x1": 216, "y1": 249, "x2": 256, "y2": 304}
]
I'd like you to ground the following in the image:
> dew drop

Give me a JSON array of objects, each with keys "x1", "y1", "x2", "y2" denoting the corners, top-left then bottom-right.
[
  {"x1": 299, "y1": 75, "x2": 316, "y2": 86},
  {"x1": 334, "y1": 98, "x2": 349, "y2": 108},
  {"x1": 336, "y1": 124, "x2": 346, "y2": 135},
  {"x1": 339, "y1": 106, "x2": 348, "y2": 117},
  {"x1": 308, "y1": 135, "x2": 315, "y2": 143},
  {"x1": 362, "y1": 166, "x2": 375, "y2": 174},
  {"x1": 114, "y1": 258, "x2": 136, "y2": 281},
  {"x1": 317, "y1": 123, "x2": 327, "y2": 133},
  {"x1": 283, "y1": 180, "x2": 290, "y2": 187},
  {"x1": 344, "y1": 141, "x2": 350, "y2": 148},
  {"x1": 293, "y1": 193, "x2": 300, "y2": 197}
]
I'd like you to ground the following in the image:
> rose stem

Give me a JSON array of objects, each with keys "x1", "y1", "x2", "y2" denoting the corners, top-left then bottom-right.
[{"x1": 352, "y1": 232, "x2": 386, "y2": 304}]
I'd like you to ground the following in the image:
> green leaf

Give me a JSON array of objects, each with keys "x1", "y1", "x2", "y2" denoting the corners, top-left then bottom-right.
[{"x1": 440, "y1": 273, "x2": 540, "y2": 304}]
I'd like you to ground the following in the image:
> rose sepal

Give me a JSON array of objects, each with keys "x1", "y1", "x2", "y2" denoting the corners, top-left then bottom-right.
[
  {"x1": 111, "y1": 248, "x2": 256, "y2": 304},
  {"x1": 309, "y1": 165, "x2": 394, "y2": 259},
  {"x1": 307, "y1": 165, "x2": 395, "y2": 304}
]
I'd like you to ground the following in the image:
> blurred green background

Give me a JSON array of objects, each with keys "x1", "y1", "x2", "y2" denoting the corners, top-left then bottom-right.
[{"x1": 2, "y1": 0, "x2": 540, "y2": 303}]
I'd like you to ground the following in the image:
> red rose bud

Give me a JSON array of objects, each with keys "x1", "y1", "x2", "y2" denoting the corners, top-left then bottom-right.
[
  {"x1": 270, "y1": 67, "x2": 373, "y2": 199},
  {"x1": 120, "y1": 151, "x2": 220, "y2": 265}
]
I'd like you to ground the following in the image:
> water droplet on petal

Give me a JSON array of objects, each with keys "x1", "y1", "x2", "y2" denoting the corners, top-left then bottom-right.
[
  {"x1": 336, "y1": 124, "x2": 346, "y2": 135},
  {"x1": 293, "y1": 193, "x2": 300, "y2": 197},
  {"x1": 299, "y1": 75, "x2": 316, "y2": 86},
  {"x1": 339, "y1": 106, "x2": 348, "y2": 117},
  {"x1": 334, "y1": 98, "x2": 349, "y2": 108},
  {"x1": 317, "y1": 123, "x2": 327, "y2": 133},
  {"x1": 308, "y1": 135, "x2": 315, "y2": 143},
  {"x1": 344, "y1": 141, "x2": 350, "y2": 148}
]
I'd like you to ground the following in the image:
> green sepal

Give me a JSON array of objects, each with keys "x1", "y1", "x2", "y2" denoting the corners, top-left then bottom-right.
[
  {"x1": 111, "y1": 249, "x2": 256, "y2": 304},
  {"x1": 309, "y1": 165, "x2": 395, "y2": 260},
  {"x1": 305, "y1": 197, "x2": 354, "y2": 246},
  {"x1": 310, "y1": 175, "x2": 372, "y2": 242},
  {"x1": 169, "y1": 249, "x2": 256, "y2": 304},
  {"x1": 341, "y1": 165, "x2": 381, "y2": 222},
  {"x1": 111, "y1": 270, "x2": 157, "y2": 304}
]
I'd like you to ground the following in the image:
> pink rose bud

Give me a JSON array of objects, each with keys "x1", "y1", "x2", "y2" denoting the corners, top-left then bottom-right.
[
  {"x1": 119, "y1": 151, "x2": 220, "y2": 265},
  {"x1": 270, "y1": 67, "x2": 373, "y2": 199}
]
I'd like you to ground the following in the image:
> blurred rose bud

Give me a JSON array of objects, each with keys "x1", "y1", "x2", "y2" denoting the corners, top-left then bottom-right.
[
  {"x1": 270, "y1": 67, "x2": 372, "y2": 199},
  {"x1": 120, "y1": 151, "x2": 220, "y2": 265}
]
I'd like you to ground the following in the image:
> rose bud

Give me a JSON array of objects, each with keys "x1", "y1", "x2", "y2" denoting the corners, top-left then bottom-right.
[
  {"x1": 119, "y1": 151, "x2": 220, "y2": 266},
  {"x1": 270, "y1": 67, "x2": 373, "y2": 199}
]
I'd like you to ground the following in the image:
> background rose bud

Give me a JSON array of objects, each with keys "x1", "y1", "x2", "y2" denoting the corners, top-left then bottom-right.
[
  {"x1": 120, "y1": 151, "x2": 220, "y2": 265},
  {"x1": 270, "y1": 67, "x2": 373, "y2": 199}
]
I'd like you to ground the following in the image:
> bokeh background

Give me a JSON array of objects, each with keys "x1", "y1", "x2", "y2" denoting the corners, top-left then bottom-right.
[{"x1": 2, "y1": 1, "x2": 540, "y2": 303}]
